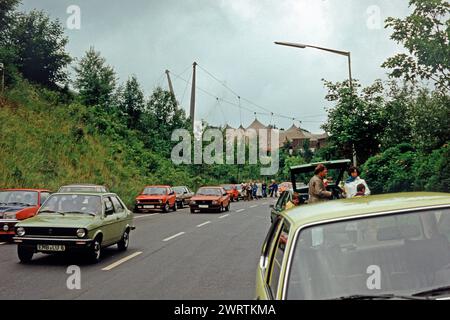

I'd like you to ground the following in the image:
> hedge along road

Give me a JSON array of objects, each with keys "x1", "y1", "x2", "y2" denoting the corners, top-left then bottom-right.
[{"x1": 0, "y1": 198, "x2": 276, "y2": 299}]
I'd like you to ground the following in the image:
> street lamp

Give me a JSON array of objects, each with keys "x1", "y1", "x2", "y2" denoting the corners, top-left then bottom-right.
[{"x1": 274, "y1": 41, "x2": 357, "y2": 166}]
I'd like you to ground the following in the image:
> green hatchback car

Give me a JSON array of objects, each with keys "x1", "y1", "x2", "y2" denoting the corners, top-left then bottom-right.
[
  {"x1": 13, "y1": 192, "x2": 135, "y2": 263},
  {"x1": 256, "y1": 192, "x2": 450, "y2": 300}
]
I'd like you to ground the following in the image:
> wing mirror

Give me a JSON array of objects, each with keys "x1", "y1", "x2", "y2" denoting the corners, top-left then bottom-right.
[{"x1": 105, "y1": 208, "x2": 114, "y2": 216}]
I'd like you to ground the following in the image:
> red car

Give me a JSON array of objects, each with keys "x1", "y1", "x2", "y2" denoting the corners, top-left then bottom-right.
[
  {"x1": 190, "y1": 186, "x2": 231, "y2": 213},
  {"x1": 134, "y1": 185, "x2": 177, "y2": 213},
  {"x1": 0, "y1": 189, "x2": 51, "y2": 238},
  {"x1": 221, "y1": 184, "x2": 239, "y2": 202}
]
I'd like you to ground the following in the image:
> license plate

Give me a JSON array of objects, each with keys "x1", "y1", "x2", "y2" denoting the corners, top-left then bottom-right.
[
  {"x1": 143, "y1": 205, "x2": 155, "y2": 208},
  {"x1": 199, "y1": 205, "x2": 209, "y2": 208},
  {"x1": 37, "y1": 244, "x2": 65, "y2": 252}
]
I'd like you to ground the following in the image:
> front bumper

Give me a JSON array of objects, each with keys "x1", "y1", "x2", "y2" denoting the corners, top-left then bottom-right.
[
  {"x1": 190, "y1": 204, "x2": 221, "y2": 210},
  {"x1": 135, "y1": 203, "x2": 165, "y2": 210},
  {"x1": 13, "y1": 236, "x2": 93, "y2": 252},
  {"x1": 0, "y1": 219, "x2": 19, "y2": 235}
]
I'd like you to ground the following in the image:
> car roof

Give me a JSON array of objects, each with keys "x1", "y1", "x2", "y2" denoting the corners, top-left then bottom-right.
[
  {"x1": 52, "y1": 192, "x2": 116, "y2": 196},
  {"x1": 199, "y1": 186, "x2": 222, "y2": 189},
  {"x1": 281, "y1": 192, "x2": 450, "y2": 230},
  {"x1": 0, "y1": 188, "x2": 51, "y2": 192},
  {"x1": 144, "y1": 185, "x2": 171, "y2": 188},
  {"x1": 290, "y1": 159, "x2": 351, "y2": 174},
  {"x1": 60, "y1": 184, "x2": 105, "y2": 187}
]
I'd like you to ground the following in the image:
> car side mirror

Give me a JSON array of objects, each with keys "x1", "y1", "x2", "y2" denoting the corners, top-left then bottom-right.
[
  {"x1": 170, "y1": 191, "x2": 175, "y2": 195},
  {"x1": 105, "y1": 208, "x2": 114, "y2": 216},
  {"x1": 224, "y1": 193, "x2": 228, "y2": 196}
]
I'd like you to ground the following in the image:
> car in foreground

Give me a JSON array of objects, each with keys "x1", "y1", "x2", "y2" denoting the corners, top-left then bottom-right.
[
  {"x1": 134, "y1": 185, "x2": 177, "y2": 213},
  {"x1": 173, "y1": 186, "x2": 194, "y2": 208},
  {"x1": 13, "y1": 192, "x2": 134, "y2": 263},
  {"x1": 58, "y1": 184, "x2": 109, "y2": 193},
  {"x1": 256, "y1": 192, "x2": 450, "y2": 300},
  {"x1": 0, "y1": 189, "x2": 51, "y2": 238},
  {"x1": 221, "y1": 184, "x2": 239, "y2": 202},
  {"x1": 190, "y1": 187, "x2": 230, "y2": 213}
]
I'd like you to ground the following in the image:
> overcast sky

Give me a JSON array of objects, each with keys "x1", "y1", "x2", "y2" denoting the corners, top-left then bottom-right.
[{"x1": 21, "y1": 0, "x2": 410, "y2": 133}]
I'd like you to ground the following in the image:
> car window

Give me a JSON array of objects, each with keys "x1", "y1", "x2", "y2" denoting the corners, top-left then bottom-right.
[
  {"x1": 111, "y1": 196, "x2": 125, "y2": 213},
  {"x1": 268, "y1": 221, "x2": 291, "y2": 298},
  {"x1": 103, "y1": 197, "x2": 115, "y2": 214},
  {"x1": 40, "y1": 192, "x2": 51, "y2": 205},
  {"x1": 275, "y1": 191, "x2": 290, "y2": 211}
]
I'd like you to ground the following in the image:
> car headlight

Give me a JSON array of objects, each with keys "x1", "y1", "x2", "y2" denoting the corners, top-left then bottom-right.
[
  {"x1": 212, "y1": 200, "x2": 218, "y2": 205},
  {"x1": 159, "y1": 200, "x2": 163, "y2": 203},
  {"x1": 76, "y1": 228, "x2": 86, "y2": 238},
  {"x1": 191, "y1": 201, "x2": 196, "y2": 205},
  {"x1": 136, "y1": 200, "x2": 140, "y2": 204},
  {"x1": 4, "y1": 212, "x2": 16, "y2": 219},
  {"x1": 16, "y1": 227, "x2": 25, "y2": 237}
]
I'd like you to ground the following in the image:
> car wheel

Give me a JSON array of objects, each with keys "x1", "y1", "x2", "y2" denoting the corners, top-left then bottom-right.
[
  {"x1": 88, "y1": 237, "x2": 102, "y2": 263},
  {"x1": 172, "y1": 202, "x2": 177, "y2": 211},
  {"x1": 230, "y1": 197, "x2": 234, "y2": 202},
  {"x1": 134, "y1": 206, "x2": 141, "y2": 213},
  {"x1": 190, "y1": 208, "x2": 195, "y2": 214},
  {"x1": 162, "y1": 203, "x2": 169, "y2": 213},
  {"x1": 117, "y1": 229, "x2": 130, "y2": 251},
  {"x1": 225, "y1": 202, "x2": 230, "y2": 212},
  {"x1": 177, "y1": 201, "x2": 183, "y2": 209},
  {"x1": 218, "y1": 205, "x2": 224, "y2": 213},
  {"x1": 18, "y1": 245, "x2": 33, "y2": 263}
]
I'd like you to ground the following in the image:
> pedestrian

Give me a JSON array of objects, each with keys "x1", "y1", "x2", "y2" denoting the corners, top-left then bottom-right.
[
  {"x1": 256, "y1": 181, "x2": 262, "y2": 198},
  {"x1": 262, "y1": 181, "x2": 267, "y2": 198},
  {"x1": 273, "y1": 181, "x2": 279, "y2": 198},
  {"x1": 252, "y1": 182, "x2": 258, "y2": 200},
  {"x1": 308, "y1": 164, "x2": 332, "y2": 204},
  {"x1": 354, "y1": 183, "x2": 366, "y2": 197},
  {"x1": 245, "y1": 182, "x2": 252, "y2": 201},
  {"x1": 344, "y1": 166, "x2": 370, "y2": 198}
]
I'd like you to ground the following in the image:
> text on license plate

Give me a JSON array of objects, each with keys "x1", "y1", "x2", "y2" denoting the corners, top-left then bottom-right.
[
  {"x1": 37, "y1": 244, "x2": 65, "y2": 252},
  {"x1": 143, "y1": 205, "x2": 155, "y2": 208},
  {"x1": 199, "y1": 205, "x2": 209, "y2": 208}
]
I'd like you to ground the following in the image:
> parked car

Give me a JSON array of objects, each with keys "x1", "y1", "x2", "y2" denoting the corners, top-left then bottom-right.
[
  {"x1": 256, "y1": 192, "x2": 450, "y2": 300},
  {"x1": 173, "y1": 186, "x2": 194, "y2": 208},
  {"x1": 134, "y1": 185, "x2": 177, "y2": 213},
  {"x1": 190, "y1": 187, "x2": 230, "y2": 213},
  {"x1": 235, "y1": 184, "x2": 245, "y2": 199},
  {"x1": 0, "y1": 189, "x2": 51, "y2": 238},
  {"x1": 58, "y1": 184, "x2": 109, "y2": 193},
  {"x1": 13, "y1": 192, "x2": 135, "y2": 263},
  {"x1": 278, "y1": 182, "x2": 292, "y2": 194},
  {"x1": 270, "y1": 189, "x2": 293, "y2": 223},
  {"x1": 221, "y1": 184, "x2": 239, "y2": 202}
]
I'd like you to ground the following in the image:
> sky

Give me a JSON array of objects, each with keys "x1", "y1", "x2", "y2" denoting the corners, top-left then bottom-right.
[{"x1": 21, "y1": 0, "x2": 411, "y2": 133}]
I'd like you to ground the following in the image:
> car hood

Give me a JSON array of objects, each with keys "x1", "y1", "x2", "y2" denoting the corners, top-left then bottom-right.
[
  {"x1": 0, "y1": 205, "x2": 36, "y2": 218},
  {"x1": 136, "y1": 195, "x2": 166, "y2": 201},
  {"x1": 16, "y1": 213, "x2": 98, "y2": 229},
  {"x1": 191, "y1": 195, "x2": 221, "y2": 201}
]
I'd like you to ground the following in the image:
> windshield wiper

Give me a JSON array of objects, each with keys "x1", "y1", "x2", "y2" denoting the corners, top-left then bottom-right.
[
  {"x1": 336, "y1": 293, "x2": 425, "y2": 300},
  {"x1": 63, "y1": 211, "x2": 96, "y2": 216},
  {"x1": 39, "y1": 210, "x2": 65, "y2": 216},
  {"x1": 412, "y1": 285, "x2": 450, "y2": 298}
]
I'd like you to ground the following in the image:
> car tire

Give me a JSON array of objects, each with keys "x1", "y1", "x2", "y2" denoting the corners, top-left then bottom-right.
[
  {"x1": 177, "y1": 201, "x2": 183, "y2": 209},
  {"x1": 117, "y1": 229, "x2": 130, "y2": 251},
  {"x1": 18, "y1": 245, "x2": 33, "y2": 263},
  {"x1": 172, "y1": 202, "x2": 177, "y2": 211},
  {"x1": 162, "y1": 203, "x2": 169, "y2": 213},
  {"x1": 190, "y1": 208, "x2": 195, "y2": 214},
  {"x1": 231, "y1": 197, "x2": 234, "y2": 202},
  {"x1": 225, "y1": 202, "x2": 230, "y2": 212},
  {"x1": 218, "y1": 205, "x2": 223, "y2": 213},
  {"x1": 88, "y1": 237, "x2": 102, "y2": 263},
  {"x1": 134, "y1": 206, "x2": 141, "y2": 213}
]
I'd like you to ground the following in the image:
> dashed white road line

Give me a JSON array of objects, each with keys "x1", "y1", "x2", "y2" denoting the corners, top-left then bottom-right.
[
  {"x1": 197, "y1": 221, "x2": 211, "y2": 228},
  {"x1": 236, "y1": 209, "x2": 245, "y2": 213},
  {"x1": 250, "y1": 205, "x2": 258, "y2": 208},
  {"x1": 162, "y1": 232, "x2": 185, "y2": 242},
  {"x1": 262, "y1": 202, "x2": 268, "y2": 205},
  {"x1": 218, "y1": 214, "x2": 230, "y2": 219},
  {"x1": 101, "y1": 251, "x2": 143, "y2": 271},
  {"x1": 134, "y1": 213, "x2": 158, "y2": 219}
]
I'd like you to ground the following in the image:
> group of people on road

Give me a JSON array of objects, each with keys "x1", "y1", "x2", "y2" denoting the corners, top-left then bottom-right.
[{"x1": 241, "y1": 180, "x2": 280, "y2": 201}]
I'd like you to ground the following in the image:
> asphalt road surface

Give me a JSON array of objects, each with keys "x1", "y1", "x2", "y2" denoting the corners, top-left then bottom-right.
[{"x1": 0, "y1": 198, "x2": 277, "y2": 299}]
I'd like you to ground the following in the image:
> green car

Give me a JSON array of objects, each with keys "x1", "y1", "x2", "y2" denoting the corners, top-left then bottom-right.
[
  {"x1": 256, "y1": 192, "x2": 450, "y2": 300},
  {"x1": 13, "y1": 192, "x2": 135, "y2": 263}
]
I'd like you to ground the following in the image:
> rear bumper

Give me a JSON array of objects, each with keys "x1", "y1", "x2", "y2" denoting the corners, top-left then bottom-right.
[{"x1": 13, "y1": 237, "x2": 93, "y2": 252}]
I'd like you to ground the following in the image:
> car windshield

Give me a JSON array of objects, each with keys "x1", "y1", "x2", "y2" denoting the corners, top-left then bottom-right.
[
  {"x1": 173, "y1": 187, "x2": 186, "y2": 194},
  {"x1": 59, "y1": 186, "x2": 104, "y2": 192},
  {"x1": 197, "y1": 188, "x2": 222, "y2": 196},
  {"x1": 0, "y1": 191, "x2": 38, "y2": 206},
  {"x1": 221, "y1": 185, "x2": 233, "y2": 191},
  {"x1": 39, "y1": 194, "x2": 102, "y2": 215},
  {"x1": 142, "y1": 187, "x2": 167, "y2": 195},
  {"x1": 292, "y1": 167, "x2": 343, "y2": 189},
  {"x1": 287, "y1": 207, "x2": 450, "y2": 300}
]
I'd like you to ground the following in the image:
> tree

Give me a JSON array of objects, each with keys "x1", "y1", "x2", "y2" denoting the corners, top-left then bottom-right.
[
  {"x1": 382, "y1": 0, "x2": 450, "y2": 92},
  {"x1": 118, "y1": 75, "x2": 145, "y2": 129},
  {"x1": 74, "y1": 47, "x2": 116, "y2": 108},
  {"x1": 321, "y1": 79, "x2": 386, "y2": 164},
  {"x1": 8, "y1": 10, "x2": 71, "y2": 86},
  {"x1": 0, "y1": 0, "x2": 20, "y2": 31}
]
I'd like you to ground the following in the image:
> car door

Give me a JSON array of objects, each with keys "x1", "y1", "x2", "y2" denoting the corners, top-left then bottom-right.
[
  {"x1": 111, "y1": 195, "x2": 129, "y2": 238},
  {"x1": 102, "y1": 196, "x2": 118, "y2": 245}
]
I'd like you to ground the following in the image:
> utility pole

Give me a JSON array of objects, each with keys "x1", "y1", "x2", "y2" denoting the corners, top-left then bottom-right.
[
  {"x1": 0, "y1": 63, "x2": 4, "y2": 93},
  {"x1": 189, "y1": 62, "x2": 197, "y2": 130},
  {"x1": 165, "y1": 69, "x2": 177, "y2": 108}
]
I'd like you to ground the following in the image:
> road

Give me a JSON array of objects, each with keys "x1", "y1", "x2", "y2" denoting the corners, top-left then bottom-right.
[{"x1": 0, "y1": 198, "x2": 276, "y2": 299}]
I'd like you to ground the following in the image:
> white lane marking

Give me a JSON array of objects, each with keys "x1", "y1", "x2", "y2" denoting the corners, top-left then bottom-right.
[
  {"x1": 262, "y1": 202, "x2": 267, "y2": 205},
  {"x1": 250, "y1": 205, "x2": 258, "y2": 208},
  {"x1": 0, "y1": 242, "x2": 6, "y2": 245},
  {"x1": 162, "y1": 232, "x2": 185, "y2": 242},
  {"x1": 236, "y1": 209, "x2": 245, "y2": 213},
  {"x1": 134, "y1": 213, "x2": 158, "y2": 219},
  {"x1": 101, "y1": 251, "x2": 143, "y2": 271},
  {"x1": 218, "y1": 214, "x2": 229, "y2": 219},
  {"x1": 197, "y1": 221, "x2": 211, "y2": 228}
]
